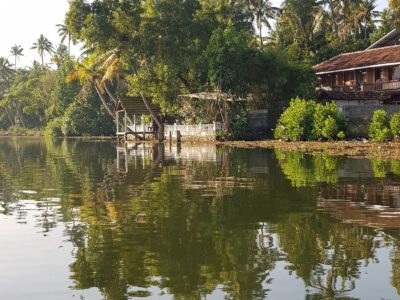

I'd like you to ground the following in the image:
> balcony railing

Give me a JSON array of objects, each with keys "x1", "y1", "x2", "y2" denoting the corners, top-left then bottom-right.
[{"x1": 320, "y1": 80, "x2": 400, "y2": 92}]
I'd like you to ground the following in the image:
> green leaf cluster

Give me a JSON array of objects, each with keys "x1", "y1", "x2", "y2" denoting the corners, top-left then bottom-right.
[
  {"x1": 390, "y1": 112, "x2": 400, "y2": 139},
  {"x1": 368, "y1": 110, "x2": 392, "y2": 142},
  {"x1": 274, "y1": 98, "x2": 345, "y2": 141}
]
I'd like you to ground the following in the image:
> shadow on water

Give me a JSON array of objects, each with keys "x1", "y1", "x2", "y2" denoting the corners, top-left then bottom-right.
[{"x1": 2, "y1": 138, "x2": 400, "y2": 299}]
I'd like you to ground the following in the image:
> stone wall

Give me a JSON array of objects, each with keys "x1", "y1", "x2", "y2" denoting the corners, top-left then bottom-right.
[
  {"x1": 341, "y1": 105, "x2": 400, "y2": 137},
  {"x1": 247, "y1": 110, "x2": 271, "y2": 138}
]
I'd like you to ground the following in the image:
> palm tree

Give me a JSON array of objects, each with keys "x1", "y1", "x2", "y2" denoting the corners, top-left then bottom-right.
[
  {"x1": 10, "y1": 45, "x2": 23, "y2": 69},
  {"x1": 67, "y1": 49, "x2": 162, "y2": 130},
  {"x1": 318, "y1": 0, "x2": 340, "y2": 33},
  {"x1": 0, "y1": 57, "x2": 14, "y2": 81},
  {"x1": 247, "y1": 0, "x2": 278, "y2": 48},
  {"x1": 51, "y1": 44, "x2": 69, "y2": 69},
  {"x1": 31, "y1": 34, "x2": 54, "y2": 67},
  {"x1": 66, "y1": 55, "x2": 116, "y2": 118},
  {"x1": 356, "y1": 0, "x2": 380, "y2": 39},
  {"x1": 56, "y1": 24, "x2": 76, "y2": 54}
]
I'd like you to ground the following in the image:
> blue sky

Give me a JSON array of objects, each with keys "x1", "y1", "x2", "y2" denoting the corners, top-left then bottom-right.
[{"x1": 0, "y1": 0, "x2": 390, "y2": 68}]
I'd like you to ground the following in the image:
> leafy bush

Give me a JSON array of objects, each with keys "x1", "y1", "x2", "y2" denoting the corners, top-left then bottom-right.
[
  {"x1": 44, "y1": 117, "x2": 64, "y2": 138},
  {"x1": 312, "y1": 101, "x2": 345, "y2": 140},
  {"x1": 368, "y1": 110, "x2": 391, "y2": 142},
  {"x1": 228, "y1": 106, "x2": 248, "y2": 140},
  {"x1": 61, "y1": 96, "x2": 114, "y2": 137},
  {"x1": 390, "y1": 112, "x2": 400, "y2": 139},
  {"x1": 274, "y1": 98, "x2": 345, "y2": 141},
  {"x1": 274, "y1": 97, "x2": 316, "y2": 141},
  {"x1": 321, "y1": 116, "x2": 338, "y2": 140},
  {"x1": 337, "y1": 131, "x2": 345, "y2": 140}
]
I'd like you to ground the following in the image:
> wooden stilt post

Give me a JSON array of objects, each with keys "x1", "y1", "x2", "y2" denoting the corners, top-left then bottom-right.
[
  {"x1": 142, "y1": 143, "x2": 145, "y2": 169},
  {"x1": 158, "y1": 114, "x2": 164, "y2": 142},
  {"x1": 142, "y1": 114, "x2": 145, "y2": 140},
  {"x1": 116, "y1": 111, "x2": 119, "y2": 135},
  {"x1": 124, "y1": 110, "x2": 127, "y2": 140},
  {"x1": 134, "y1": 147, "x2": 137, "y2": 169},
  {"x1": 133, "y1": 114, "x2": 136, "y2": 133}
]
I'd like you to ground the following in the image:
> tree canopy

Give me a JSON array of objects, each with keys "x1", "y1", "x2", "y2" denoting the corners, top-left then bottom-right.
[{"x1": 0, "y1": 0, "x2": 396, "y2": 136}]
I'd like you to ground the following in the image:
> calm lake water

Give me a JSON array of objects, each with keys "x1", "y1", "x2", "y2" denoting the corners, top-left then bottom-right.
[{"x1": 2, "y1": 138, "x2": 400, "y2": 299}]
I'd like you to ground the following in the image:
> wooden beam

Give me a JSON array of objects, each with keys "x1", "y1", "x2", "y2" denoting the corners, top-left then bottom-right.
[{"x1": 142, "y1": 114, "x2": 145, "y2": 140}]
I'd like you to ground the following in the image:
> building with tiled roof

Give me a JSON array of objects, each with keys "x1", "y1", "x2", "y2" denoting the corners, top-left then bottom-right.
[{"x1": 313, "y1": 29, "x2": 400, "y2": 106}]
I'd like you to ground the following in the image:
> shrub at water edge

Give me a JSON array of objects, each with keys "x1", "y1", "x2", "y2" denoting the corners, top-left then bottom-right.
[
  {"x1": 274, "y1": 98, "x2": 345, "y2": 141},
  {"x1": 44, "y1": 117, "x2": 64, "y2": 138},
  {"x1": 274, "y1": 98, "x2": 316, "y2": 141},
  {"x1": 368, "y1": 110, "x2": 392, "y2": 142},
  {"x1": 390, "y1": 112, "x2": 400, "y2": 139}
]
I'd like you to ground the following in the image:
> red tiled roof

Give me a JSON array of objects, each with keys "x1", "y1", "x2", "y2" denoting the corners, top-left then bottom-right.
[{"x1": 313, "y1": 45, "x2": 400, "y2": 74}]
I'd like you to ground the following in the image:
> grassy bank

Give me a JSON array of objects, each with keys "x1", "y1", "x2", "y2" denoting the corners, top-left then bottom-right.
[
  {"x1": 223, "y1": 140, "x2": 400, "y2": 160},
  {"x1": 0, "y1": 127, "x2": 43, "y2": 137}
]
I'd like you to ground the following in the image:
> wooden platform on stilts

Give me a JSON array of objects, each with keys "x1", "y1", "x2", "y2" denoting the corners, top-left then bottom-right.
[{"x1": 115, "y1": 97, "x2": 162, "y2": 141}]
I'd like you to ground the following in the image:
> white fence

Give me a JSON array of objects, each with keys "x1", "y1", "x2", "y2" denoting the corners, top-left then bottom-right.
[{"x1": 164, "y1": 122, "x2": 222, "y2": 139}]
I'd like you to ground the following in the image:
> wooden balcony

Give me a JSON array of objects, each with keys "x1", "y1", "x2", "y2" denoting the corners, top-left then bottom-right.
[{"x1": 320, "y1": 79, "x2": 400, "y2": 93}]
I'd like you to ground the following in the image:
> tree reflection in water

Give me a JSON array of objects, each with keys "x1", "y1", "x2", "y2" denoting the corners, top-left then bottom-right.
[{"x1": 1, "y1": 139, "x2": 400, "y2": 299}]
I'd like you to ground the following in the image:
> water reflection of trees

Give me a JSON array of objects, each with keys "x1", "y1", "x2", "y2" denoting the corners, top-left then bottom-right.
[
  {"x1": 274, "y1": 149, "x2": 400, "y2": 298},
  {"x1": 275, "y1": 150, "x2": 343, "y2": 187},
  {"x1": 69, "y1": 153, "x2": 280, "y2": 299},
  {"x1": 2, "y1": 140, "x2": 400, "y2": 299}
]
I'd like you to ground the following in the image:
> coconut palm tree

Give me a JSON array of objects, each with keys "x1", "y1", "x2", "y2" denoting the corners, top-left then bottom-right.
[
  {"x1": 356, "y1": 0, "x2": 380, "y2": 39},
  {"x1": 51, "y1": 44, "x2": 69, "y2": 69},
  {"x1": 318, "y1": 0, "x2": 340, "y2": 33},
  {"x1": 67, "y1": 49, "x2": 162, "y2": 130},
  {"x1": 56, "y1": 23, "x2": 77, "y2": 54},
  {"x1": 66, "y1": 55, "x2": 116, "y2": 118},
  {"x1": 0, "y1": 57, "x2": 14, "y2": 81},
  {"x1": 247, "y1": 0, "x2": 279, "y2": 48},
  {"x1": 10, "y1": 45, "x2": 23, "y2": 69},
  {"x1": 31, "y1": 34, "x2": 54, "y2": 67}
]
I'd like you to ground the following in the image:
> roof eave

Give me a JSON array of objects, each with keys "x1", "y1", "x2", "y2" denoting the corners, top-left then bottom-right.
[
  {"x1": 315, "y1": 62, "x2": 400, "y2": 75},
  {"x1": 367, "y1": 29, "x2": 400, "y2": 50}
]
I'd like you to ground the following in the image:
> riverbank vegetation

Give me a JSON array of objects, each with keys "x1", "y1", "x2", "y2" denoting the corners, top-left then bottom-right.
[
  {"x1": 224, "y1": 139, "x2": 400, "y2": 159},
  {"x1": 274, "y1": 98, "x2": 346, "y2": 141},
  {"x1": 0, "y1": 0, "x2": 399, "y2": 137}
]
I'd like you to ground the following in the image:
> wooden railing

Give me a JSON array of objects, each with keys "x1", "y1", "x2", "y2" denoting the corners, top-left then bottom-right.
[{"x1": 321, "y1": 79, "x2": 400, "y2": 92}]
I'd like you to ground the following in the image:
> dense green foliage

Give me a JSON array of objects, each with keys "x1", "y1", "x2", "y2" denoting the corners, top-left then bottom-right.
[
  {"x1": 368, "y1": 110, "x2": 392, "y2": 142},
  {"x1": 0, "y1": 0, "x2": 397, "y2": 137},
  {"x1": 274, "y1": 98, "x2": 345, "y2": 141},
  {"x1": 390, "y1": 112, "x2": 400, "y2": 139},
  {"x1": 366, "y1": 110, "x2": 400, "y2": 142},
  {"x1": 274, "y1": 0, "x2": 394, "y2": 63},
  {"x1": 0, "y1": 56, "x2": 113, "y2": 137}
]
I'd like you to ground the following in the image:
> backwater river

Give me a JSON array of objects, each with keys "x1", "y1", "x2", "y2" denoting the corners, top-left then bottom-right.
[{"x1": 0, "y1": 138, "x2": 400, "y2": 299}]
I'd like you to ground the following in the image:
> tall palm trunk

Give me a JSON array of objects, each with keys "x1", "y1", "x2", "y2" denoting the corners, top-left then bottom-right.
[
  {"x1": 104, "y1": 82, "x2": 118, "y2": 104},
  {"x1": 140, "y1": 92, "x2": 162, "y2": 128},
  {"x1": 259, "y1": 26, "x2": 263, "y2": 48},
  {"x1": 103, "y1": 82, "x2": 135, "y2": 125},
  {"x1": 94, "y1": 82, "x2": 115, "y2": 119},
  {"x1": 364, "y1": 16, "x2": 367, "y2": 39},
  {"x1": 3, "y1": 107, "x2": 14, "y2": 126},
  {"x1": 14, "y1": 103, "x2": 25, "y2": 128},
  {"x1": 68, "y1": 35, "x2": 71, "y2": 55}
]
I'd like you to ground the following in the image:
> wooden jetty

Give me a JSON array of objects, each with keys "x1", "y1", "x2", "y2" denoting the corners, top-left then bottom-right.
[{"x1": 115, "y1": 97, "x2": 163, "y2": 142}]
